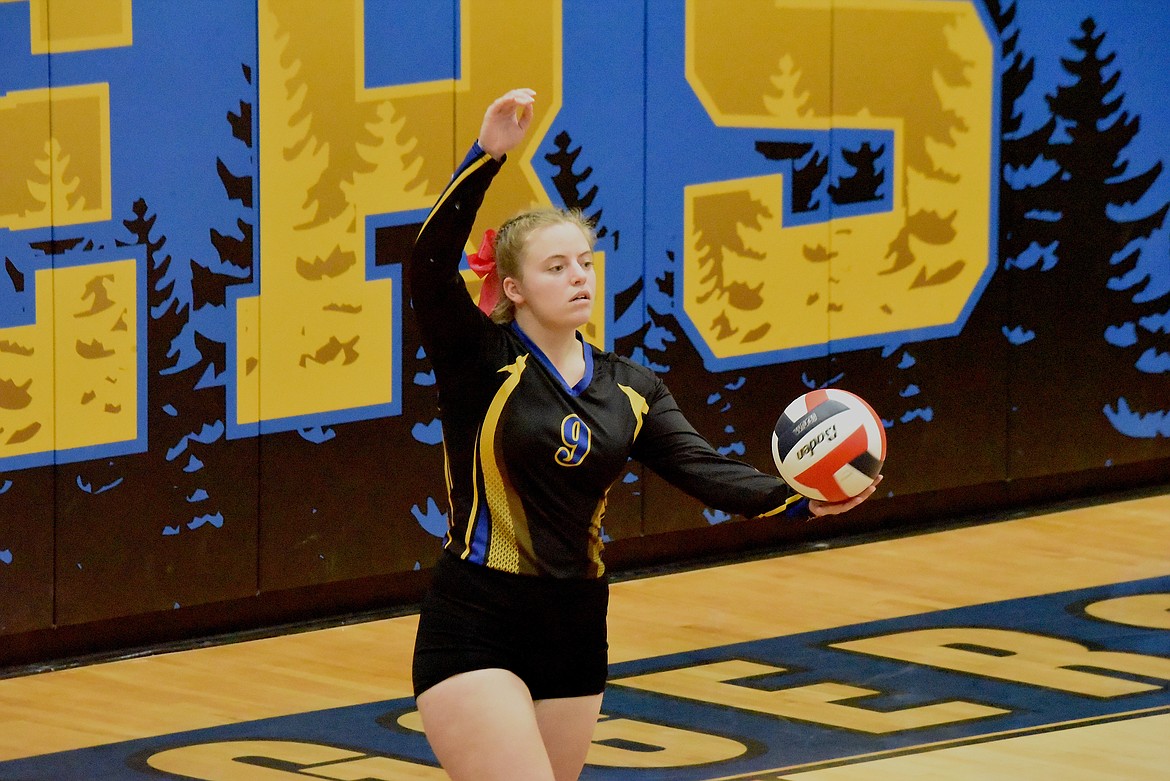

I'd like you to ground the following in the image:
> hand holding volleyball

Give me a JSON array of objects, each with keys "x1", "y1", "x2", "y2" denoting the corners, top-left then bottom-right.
[{"x1": 772, "y1": 389, "x2": 886, "y2": 503}]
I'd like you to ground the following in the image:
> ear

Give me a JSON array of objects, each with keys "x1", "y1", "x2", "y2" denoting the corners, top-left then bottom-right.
[{"x1": 502, "y1": 276, "x2": 524, "y2": 305}]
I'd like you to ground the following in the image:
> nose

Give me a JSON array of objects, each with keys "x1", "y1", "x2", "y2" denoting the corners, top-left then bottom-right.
[{"x1": 569, "y1": 259, "x2": 588, "y2": 282}]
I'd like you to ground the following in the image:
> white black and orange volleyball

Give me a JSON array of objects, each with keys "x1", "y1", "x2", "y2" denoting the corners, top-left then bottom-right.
[{"x1": 771, "y1": 389, "x2": 886, "y2": 502}]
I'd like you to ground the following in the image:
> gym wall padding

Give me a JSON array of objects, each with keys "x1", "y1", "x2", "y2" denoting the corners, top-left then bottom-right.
[{"x1": 1, "y1": 0, "x2": 1168, "y2": 666}]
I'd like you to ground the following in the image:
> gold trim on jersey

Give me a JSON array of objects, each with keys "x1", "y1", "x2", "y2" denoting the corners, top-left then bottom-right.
[
  {"x1": 617, "y1": 383, "x2": 649, "y2": 440},
  {"x1": 459, "y1": 429, "x2": 481, "y2": 559},
  {"x1": 586, "y1": 490, "x2": 609, "y2": 578},
  {"x1": 439, "y1": 436, "x2": 458, "y2": 551},
  {"x1": 479, "y1": 355, "x2": 538, "y2": 574},
  {"x1": 759, "y1": 492, "x2": 807, "y2": 517}
]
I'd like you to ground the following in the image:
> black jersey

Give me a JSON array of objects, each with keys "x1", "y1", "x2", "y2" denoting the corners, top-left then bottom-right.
[{"x1": 409, "y1": 143, "x2": 809, "y2": 579}]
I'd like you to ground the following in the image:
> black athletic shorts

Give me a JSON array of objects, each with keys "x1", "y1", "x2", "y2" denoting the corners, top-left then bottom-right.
[{"x1": 412, "y1": 551, "x2": 609, "y2": 700}]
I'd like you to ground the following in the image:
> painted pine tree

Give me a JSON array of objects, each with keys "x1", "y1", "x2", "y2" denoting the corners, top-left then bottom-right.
[
  {"x1": 989, "y1": 0, "x2": 1055, "y2": 268},
  {"x1": 1104, "y1": 251, "x2": 1170, "y2": 437},
  {"x1": 1008, "y1": 17, "x2": 1169, "y2": 472},
  {"x1": 100, "y1": 58, "x2": 260, "y2": 615},
  {"x1": 26, "y1": 138, "x2": 84, "y2": 220}
]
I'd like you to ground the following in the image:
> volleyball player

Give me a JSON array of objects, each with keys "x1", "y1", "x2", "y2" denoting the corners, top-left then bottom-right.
[{"x1": 408, "y1": 88, "x2": 879, "y2": 781}]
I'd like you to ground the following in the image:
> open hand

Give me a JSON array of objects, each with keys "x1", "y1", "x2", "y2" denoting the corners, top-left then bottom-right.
[
  {"x1": 478, "y1": 88, "x2": 536, "y2": 159},
  {"x1": 808, "y1": 475, "x2": 883, "y2": 517}
]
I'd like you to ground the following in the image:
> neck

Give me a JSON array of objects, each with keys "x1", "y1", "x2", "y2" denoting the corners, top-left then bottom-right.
[
  {"x1": 513, "y1": 312, "x2": 585, "y2": 383},
  {"x1": 514, "y1": 312, "x2": 580, "y2": 355}
]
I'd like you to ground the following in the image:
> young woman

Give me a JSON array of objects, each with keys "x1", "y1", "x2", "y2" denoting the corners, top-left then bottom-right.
[{"x1": 408, "y1": 88, "x2": 879, "y2": 781}]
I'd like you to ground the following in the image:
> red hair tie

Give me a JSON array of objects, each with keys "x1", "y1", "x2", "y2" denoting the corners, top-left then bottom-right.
[{"x1": 467, "y1": 228, "x2": 500, "y2": 315}]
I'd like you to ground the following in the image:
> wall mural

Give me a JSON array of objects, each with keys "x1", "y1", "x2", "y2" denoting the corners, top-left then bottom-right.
[{"x1": 0, "y1": 0, "x2": 1167, "y2": 648}]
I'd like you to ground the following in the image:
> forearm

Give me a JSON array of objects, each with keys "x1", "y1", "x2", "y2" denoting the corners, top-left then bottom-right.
[
  {"x1": 408, "y1": 143, "x2": 502, "y2": 357},
  {"x1": 410, "y1": 143, "x2": 500, "y2": 296},
  {"x1": 634, "y1": 395, "x2": 809, "y2": 519},
  {"x1": 646, "y1": 439, "x2": 807, "y2": 519}
]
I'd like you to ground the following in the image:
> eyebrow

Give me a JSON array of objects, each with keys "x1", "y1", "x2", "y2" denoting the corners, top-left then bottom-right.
[{"x1": 542, "y1": 249, "x2": 593, "y2": 262}]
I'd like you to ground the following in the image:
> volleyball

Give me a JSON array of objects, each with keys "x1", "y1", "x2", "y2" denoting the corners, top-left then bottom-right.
[{"x1": 771, "y1": 389, "x2": 886, "y2": 502}]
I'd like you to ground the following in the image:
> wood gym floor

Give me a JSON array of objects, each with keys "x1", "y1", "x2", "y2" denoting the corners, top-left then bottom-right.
[{"x1": 1, "y1": 490, "x2": 1168, "y2": 779}]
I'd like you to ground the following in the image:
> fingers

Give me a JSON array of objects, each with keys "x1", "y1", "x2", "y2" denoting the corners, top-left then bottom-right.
[
  {"x1": 489, "y1": 88, "x2": 535, "y2": 119},
  {"x1": 478, "y1": 89, "x2": 536, "y2": 158},
  {"x1": 807, "y1": 474, "x2": 884, "y2": 517},
  {"x1": 515, "y1": 97, "x2": 534, "y2": 129},
  {"x1": 504, "y1": 87, "x2": 536, "y2": 103}
]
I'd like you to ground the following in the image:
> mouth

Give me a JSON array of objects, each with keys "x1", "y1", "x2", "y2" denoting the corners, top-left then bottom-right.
[{"x1": 571, "y1": 292, "x2": 592, "y2": 303}]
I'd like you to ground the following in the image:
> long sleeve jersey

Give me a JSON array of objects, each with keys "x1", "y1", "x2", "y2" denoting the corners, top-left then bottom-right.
[{"x1": 408, "y1": 143, "x2": 809, "y2": 579}]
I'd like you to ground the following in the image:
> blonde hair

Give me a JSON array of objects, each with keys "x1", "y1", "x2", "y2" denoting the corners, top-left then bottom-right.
[{"x1": 488, "y1": 208, "x2": 597, "y2": 324}]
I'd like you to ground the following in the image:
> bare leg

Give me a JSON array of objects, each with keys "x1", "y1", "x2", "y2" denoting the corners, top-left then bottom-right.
[
  {"x1": 417, "y1": 668, "x2": 556, "y2": 781},
  {"x1": 534, "y1": 693, "x2": 605, "y2": 781}
]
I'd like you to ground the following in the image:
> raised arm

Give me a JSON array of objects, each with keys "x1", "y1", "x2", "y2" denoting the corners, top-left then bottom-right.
[{"x1": 408, "y1": 89, "x2": 537, "y2": 373}]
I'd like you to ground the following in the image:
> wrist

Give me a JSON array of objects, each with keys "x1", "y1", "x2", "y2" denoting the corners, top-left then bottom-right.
[{"x1": 475, "y1": 139, "x2": 506, "y2": 161}]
